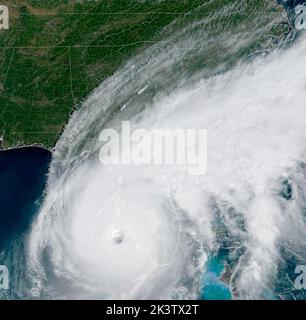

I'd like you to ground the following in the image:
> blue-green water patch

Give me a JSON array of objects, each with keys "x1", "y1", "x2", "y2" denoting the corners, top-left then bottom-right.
[{"x1": 200, "y1": 255, "x2": 232, "y2": 300}]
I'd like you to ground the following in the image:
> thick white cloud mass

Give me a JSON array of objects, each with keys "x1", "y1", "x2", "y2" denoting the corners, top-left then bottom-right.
[{"x1": 26, "y1": 20, "x2": 306, "y2": 299}]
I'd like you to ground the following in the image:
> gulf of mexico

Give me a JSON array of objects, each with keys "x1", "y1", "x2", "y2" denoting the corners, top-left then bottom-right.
[{"x1": 0, "y1": 147, "x2": 51, "y2": 250}]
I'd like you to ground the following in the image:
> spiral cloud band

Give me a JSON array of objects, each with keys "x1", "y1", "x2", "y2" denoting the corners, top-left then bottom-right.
[{"x1": 24, "y1": 12, "x2": 306, "y2": 299}]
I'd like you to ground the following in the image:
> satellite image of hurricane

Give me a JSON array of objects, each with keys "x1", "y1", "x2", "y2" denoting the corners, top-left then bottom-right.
[{"x1": 1, "y1": 0, "x2": 306, "y2": 302}]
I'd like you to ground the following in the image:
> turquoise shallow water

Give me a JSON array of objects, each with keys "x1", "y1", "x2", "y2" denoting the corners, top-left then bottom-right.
[{"x1": 200, "y1": 256, "x2": 232, "y2": 300}]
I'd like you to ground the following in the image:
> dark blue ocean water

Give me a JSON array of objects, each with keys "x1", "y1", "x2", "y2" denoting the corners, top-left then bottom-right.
[{"x1": 0, "y1": 147, "x2": 51, "y2": 250}]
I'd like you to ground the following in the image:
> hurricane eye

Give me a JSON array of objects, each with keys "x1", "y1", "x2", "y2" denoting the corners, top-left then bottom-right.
[{"x1": 110, "y1": 229, "x2": 124, "y2": 245}]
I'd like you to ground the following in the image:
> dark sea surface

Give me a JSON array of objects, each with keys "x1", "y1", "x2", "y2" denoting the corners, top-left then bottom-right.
[{"x1": 0, "y1": 147, "x2": 51, "y2": 250}]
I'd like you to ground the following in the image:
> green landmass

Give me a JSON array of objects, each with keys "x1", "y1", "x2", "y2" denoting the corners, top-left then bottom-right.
[{"x1": 0, "y1": 0, "x2": 287, "y2": 149}]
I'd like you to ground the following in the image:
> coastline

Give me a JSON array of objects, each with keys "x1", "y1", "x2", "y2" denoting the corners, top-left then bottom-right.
[
  {"x1": 0, "y1": 1, "x2": 291, "y2": 152},
  {"x1": 0, "y1": 143, "x2": 53, "y2": 153},
  {"x1": 0, "y1": 136, "x2": 54, "y2": 153}
]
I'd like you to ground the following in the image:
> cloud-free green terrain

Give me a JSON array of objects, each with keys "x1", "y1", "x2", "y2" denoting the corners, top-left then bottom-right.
[{"x1": 0, "y1": 0, "x2": 287, "y2": 149}]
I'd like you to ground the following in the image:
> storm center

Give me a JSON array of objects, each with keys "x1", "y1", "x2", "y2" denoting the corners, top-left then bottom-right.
[{"x1": 110, "y1": 229, "x2": 124, "y2": 245}]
